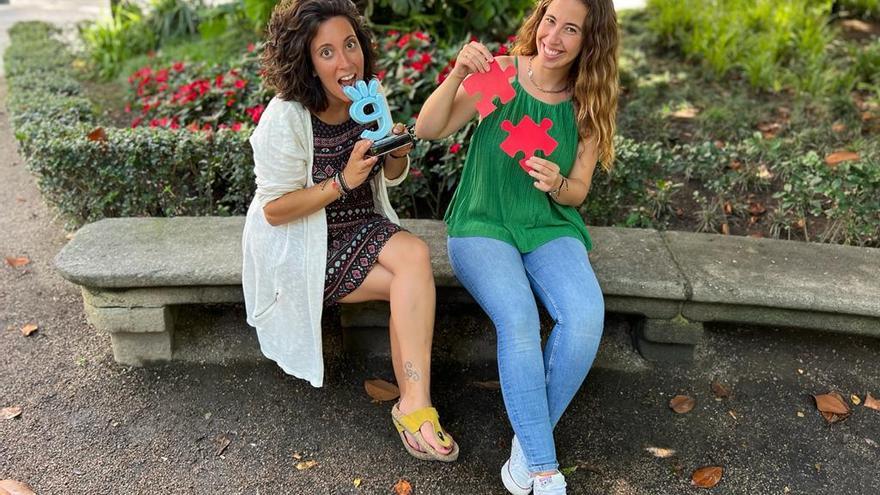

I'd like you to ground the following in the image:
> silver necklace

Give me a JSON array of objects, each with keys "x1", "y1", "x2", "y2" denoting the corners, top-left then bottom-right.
[{"x1": 527, "y1": 56, "x2": 570, "y2": 94}]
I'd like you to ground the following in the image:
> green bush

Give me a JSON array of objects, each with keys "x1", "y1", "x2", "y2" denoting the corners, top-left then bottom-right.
[
  {"x1": 5, "y1": 21, "x2": 255, "y2": 227},
  {"x1": 81, "y1": 0, "x2": 204, "y2": 79},
  {"x1": 836, "y1": 0, "x2": 880, "y2": 18},
  {"x1": 646, "y1": 0, "x2": 836, "y2": 94},
  {"x1": 360, "y1": 0, "x2": 534, "y2": 42}
]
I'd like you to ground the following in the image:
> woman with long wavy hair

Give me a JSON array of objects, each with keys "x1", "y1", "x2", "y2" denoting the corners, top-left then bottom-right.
[{"x1": 415, "y1": 0, "x2": 618, "y2": 491}]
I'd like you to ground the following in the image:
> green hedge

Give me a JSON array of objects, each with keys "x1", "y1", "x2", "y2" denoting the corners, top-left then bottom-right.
[{"x1": 5, "y1": 22, "x2": 255, "y2": 227}]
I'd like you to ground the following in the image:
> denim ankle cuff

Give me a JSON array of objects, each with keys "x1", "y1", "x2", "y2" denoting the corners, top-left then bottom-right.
[{"x1": 529, "y1": 462, "x2": 559, "y2": 474}]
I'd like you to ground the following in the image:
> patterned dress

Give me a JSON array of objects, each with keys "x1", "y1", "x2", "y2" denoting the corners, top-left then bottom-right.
[{"x1": 311, "y1": 114, "x2": 404, "y2": 305}]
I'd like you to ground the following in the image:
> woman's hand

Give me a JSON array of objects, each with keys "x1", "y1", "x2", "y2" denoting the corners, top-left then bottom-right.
[
  {"x1": 389, "y1": 123, "x2": 413, "y2": 158},
  {"x1": 451, "y1": 41, "x2": 495, "y2": 80},
  {"x1": 342, "y1": 139, "x2": 379, "y2": 190},
  {"x1": 526, "y1": 156, "x2": 563, "y2": 193}
]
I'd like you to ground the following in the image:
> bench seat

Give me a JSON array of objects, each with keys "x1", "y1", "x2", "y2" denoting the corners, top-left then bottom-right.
[{"x1": 55, "y1": 217, "x2": 880, "y2": 365}]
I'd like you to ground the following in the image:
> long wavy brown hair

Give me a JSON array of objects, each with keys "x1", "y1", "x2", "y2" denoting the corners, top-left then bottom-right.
[
  {"x1": 261, "y1": 0, "x2": 377, "y2": 114},
  {"x1": 512, "y1": 0, "x2": 619, "y2": 170}
]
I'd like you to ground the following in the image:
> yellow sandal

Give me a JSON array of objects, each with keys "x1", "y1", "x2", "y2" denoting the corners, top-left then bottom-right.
[{"x1": 391, "y1": 403, "x2": 459, "y2": 462}]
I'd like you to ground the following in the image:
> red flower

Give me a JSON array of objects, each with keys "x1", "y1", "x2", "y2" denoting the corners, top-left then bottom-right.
[
  {"x1": 421, "y1": 52, "x2": 432, "y2": 64},
  {"x1": 231, "y1": 122, "x2": 243, "y2": 131},
  {"x1": 215, "y1": 74, "x2": 224, "y2": 88},
  {"x1": 397, "y1": 34, "x2": 411, "y2": 48},
  {"x1": 403, "y1": 77, "x2": 414, "y2": 85},
  {"x1": 124, "y1": 103, "x2": 131, "y2": 113},
  {"x1": 156, "y1": 69, "x2": 169, "y2": 83},
  {"x1": 170, "y1": 119, "x2": 180, "y2": 130},
  {"x1": 407, "y1": 49, "x2": 417, "y2": 59},
  {"x1": 234, "y1": 79, "x2": 247, "y2": 89},
  {"x1": 410, "y1": 167, "x2": 423, "y2": 177},
  {"x1": 414, "y1": 31, "x2": 429, "y2": 42},
  {"x1": 411, "y1": 61, "x2": 425, "y2": 72},
  {"x1": 377, "y1": 69, "x2": 387, "y2": 81},
  {"x1": 226, "y1": 98, "x2": 236, "y2": 107},
  {"x1": 496, "y1": 45, "x2": 509, "y2": 55},
  {"x1": 247, "y1": 42, "x2": 256, "y2": 53},
  {"x1": 149, "y1": 119, "x2": 160, "y2": 128},
  {"x1": 388, "y1": 30, "x2": 400, "y2": 37},
  {"x1": 202, "y1": 123, "x2": 212, "y2": 131},
  {"x1": 246, "y1": 104, "x2": 265, "y2": 123},
  {"x1": 172, "y1": 61, "x2": 185, "y2": 72},
  {"x1": 131, "y1": 117, "x2": 142, "y2": 128},
  {"x1": 449, "y1": 143, "x2": 462, "y2": 154}
]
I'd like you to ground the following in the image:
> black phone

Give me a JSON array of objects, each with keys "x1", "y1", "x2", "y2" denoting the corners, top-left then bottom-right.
[{"x1": 368, "y1": 131, "x2": 415, "y2": 157}]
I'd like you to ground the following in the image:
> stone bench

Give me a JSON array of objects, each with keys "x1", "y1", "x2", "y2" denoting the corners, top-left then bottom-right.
[{"x1": 54, "y1": 217, "x2": 880, "y2": 366}]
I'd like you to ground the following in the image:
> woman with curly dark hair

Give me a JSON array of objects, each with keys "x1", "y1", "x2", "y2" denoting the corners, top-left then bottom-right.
[
  {"x1": 241, "y1": 0, "x2": 458, "y2": 462},
  {"x1": 416, "y1": 0, "x2": 619, "y2": 490}
]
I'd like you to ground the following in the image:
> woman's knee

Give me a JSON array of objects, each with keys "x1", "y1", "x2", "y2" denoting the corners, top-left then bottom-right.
[
  {"x1": 558, "y1": 298, "x2": 604, "y2": 340},
  {"x1": 495, "y1": 309, "x2": 542, "y2": 350},
  {"x1": 386, "y1": 234, "x2": 432, "y2": 274}
]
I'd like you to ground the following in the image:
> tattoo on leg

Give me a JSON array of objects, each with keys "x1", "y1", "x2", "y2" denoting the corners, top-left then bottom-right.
[{"x1": 404, "y1": 361, "x2": 421, "y2": 382}]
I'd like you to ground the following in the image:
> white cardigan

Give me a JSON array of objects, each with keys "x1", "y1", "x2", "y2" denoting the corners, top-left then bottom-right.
[{"x1": 241, "y1": 97, "x2": 408, "y2": 387}]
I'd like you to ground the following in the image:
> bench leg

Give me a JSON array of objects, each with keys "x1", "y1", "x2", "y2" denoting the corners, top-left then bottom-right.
[
  {"x1": 633, "y1": 315, "x2": 704, "y2": 362},
  {"x1": 84, "y1": 302, "x2": 174, "y2": 365},
  {"x1": 339, "y1": 302, "x2": 391, "y2": 359}
]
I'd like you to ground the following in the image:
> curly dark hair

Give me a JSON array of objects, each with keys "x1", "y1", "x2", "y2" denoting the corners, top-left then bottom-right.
[{"x1": 261, "y1": 0, "x2": 377, "y2": 114}]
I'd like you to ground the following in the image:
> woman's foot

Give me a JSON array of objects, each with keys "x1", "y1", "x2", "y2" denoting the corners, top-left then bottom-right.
[
  {"x1": 397, "y1": 399, "x2": 453, "y2": 455},
  {"x1": 501, "y1": 436, "x2": 533, "y2": 494},
  {"x1": 533, "y1": 472, "x2": 566, "y2": 495}
]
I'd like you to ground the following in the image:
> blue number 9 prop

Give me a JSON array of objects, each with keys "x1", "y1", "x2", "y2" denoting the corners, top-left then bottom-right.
[{"x1": 344, "y1": 79, "x2": 393, "y2": 142}]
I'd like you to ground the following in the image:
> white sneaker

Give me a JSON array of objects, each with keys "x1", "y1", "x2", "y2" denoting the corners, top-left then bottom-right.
[
  {"x1": 501, "y1": 436, "x2": 533, "y2": 495},
  {"x1": 533, "y1": 473, "x2": 567, "y2": 495}
]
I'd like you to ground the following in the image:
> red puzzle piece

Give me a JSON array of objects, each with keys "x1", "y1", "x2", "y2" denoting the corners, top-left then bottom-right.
[
  {"x1": 500, "y1": 116, "x2": 558, "y2": 172},
  {"x1": 462, "y1": 60, "x2": 517, "y2": 118}
]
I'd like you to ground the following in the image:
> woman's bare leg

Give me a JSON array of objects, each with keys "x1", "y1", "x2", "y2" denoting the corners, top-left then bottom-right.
[{"x1": 339, "y1": 232, "x2": 450, "y2": 453}]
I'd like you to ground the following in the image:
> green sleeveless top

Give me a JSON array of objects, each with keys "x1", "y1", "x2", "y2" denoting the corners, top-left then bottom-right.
[{"x1": 444, "y1": 58, "x2": 592, "y2": 253}]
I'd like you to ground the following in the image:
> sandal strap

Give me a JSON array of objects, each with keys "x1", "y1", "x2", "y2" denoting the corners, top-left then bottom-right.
[{"x1": 396, "y1": 406, "x2": 454, "y2": 449}]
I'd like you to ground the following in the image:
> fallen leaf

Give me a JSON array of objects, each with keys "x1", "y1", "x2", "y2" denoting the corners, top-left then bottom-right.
[
  {"x1": 87, "y1": 127, "x2": 108, "y2": 142},
  {"x1": 831, "y1": 122, "x2": 847, "y2": 133},
  {"x1": 864, "y1": 393, "x2": 880, "y2": 412},
  {"x1": 728, "y1": 160, "x2": 742, "y2": 171},
  {"x1": 364, "y1": 379, "x2": 400, "y2": 402},
  {"x1": 813, "y1": 392, "x2": 851, "y2": 423},
  {"x1": 645, "y1": 446, "x2": 676, "y2": 458},
  {"x1": 728, "y1": 410, "x2": 738, "y2": 420},
  {"x1": 757, "y1": 121, "x2": 781, "y2": 138},
  {"x1": 214, "y1": 434, "x2": 231, "y2": 456},
  {"x1": 471, "y1": 380, "x2": 501, "y2": 390},
  {"x1": 747, "y1": 202, "x2": 766, "y2": 216},
  {"x1": 20, "y1": 324, "x2": 38, "y2": 337},
  {"x1": 292, "y1": 452, "x2": 302, "y2": 460},
  {"x1": 4, "y1": 257, "x2": 30, "y2": 268},
  {"x1": 711, "y1": 379, "x2": 731, "y2": 399},
  {"x1": 393, "y1": 479, "x2": 412, "y2": 495},
  {"x1": 669, "y1": 395, "x2": 696, "y2": 414},
  {"x1": 691, "y1": 466, "x2": 723, "y2": 488},
  {"x1": 824, "y1": 151, "x2": 860, "y2": 167},
  {"x1": 671, "y1": 107, "x2": 698, "y2": 119},
  {"x1": 0, "y1": 480, "x2": 36, "y2": 495},
  {"x1": 756, "y1": 164, "x2": 773, "y2": 180},
  {"x1": 353, "y1": 478, "x2": 362, "y2": 488},
  {"x1": 559, "y1": 466, "x2": 579, "y2": 476},
  {"x1": 722, "y1": 201, "x2": 733, "y2": 215},
  {"x1": 851, "y1": 394, "x2": 861, "y2": 406},
  {"x1": 721, "y1": 223, "x2": 730, "y2": 235},
  {"x1": 797, "y1": 411, "x2": 805, "y2": 418},
  {"x1": 295, "y1": 460, "x2": 318, "y2": 470},
  {"x1": 1, "y1": 407, "x2": 22, "y2": 420}
]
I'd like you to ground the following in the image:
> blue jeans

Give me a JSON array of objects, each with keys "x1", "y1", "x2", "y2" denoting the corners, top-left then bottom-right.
[{"x1": 448, "y1": 236, "x2": 604, "y2": 473}]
